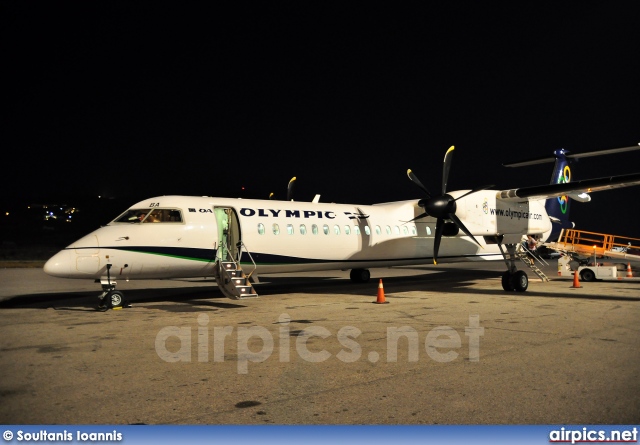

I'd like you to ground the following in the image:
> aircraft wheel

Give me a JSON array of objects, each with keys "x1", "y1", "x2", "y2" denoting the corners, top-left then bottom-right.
[
  {"x1": 580, "y1": 269, "x2": 596, "y2": 282},
  {"x1": 501, "y1": 271, "x2": 514, "y2": 291},
  {"x1": 350, "y1": 268, "x2": 371, "y2": 283},
  {"x1": 511, "y1": 270, "x2": 529, "y2": 292},
  {"x1": 105, "y1": 290, "x2": 125, "y2": 308}
]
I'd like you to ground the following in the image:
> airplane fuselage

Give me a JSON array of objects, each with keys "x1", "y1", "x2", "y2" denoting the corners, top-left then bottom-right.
[{"x1": 44, "y1": 192, "x2": 552, "y2": 282}]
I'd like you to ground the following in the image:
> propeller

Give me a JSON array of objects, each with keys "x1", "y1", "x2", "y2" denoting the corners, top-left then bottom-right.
[
  {"x1": 269, "y1": 176, "x2": 297, "y2": 200},
  {"x1": 407, "y1": 146, "x2": 493, "y2": 264},
  {"x1": 287, "y1": 177, "x2": 296, "y2": 201}
]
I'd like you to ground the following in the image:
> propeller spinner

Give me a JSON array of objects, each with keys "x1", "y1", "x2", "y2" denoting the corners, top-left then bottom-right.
[{"x1": 407, "y1": 146, "x2": 493, "y2": 264}]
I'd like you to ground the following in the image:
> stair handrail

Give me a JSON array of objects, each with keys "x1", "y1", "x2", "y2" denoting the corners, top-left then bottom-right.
[
  {"x1": 518, "y1": 242, "x2": 550, "y2": 266},
  {"x1": 235, "y1": 240, "x2": 257, "y2": 279},
  {"x1": 516, "y1": 243, "x2": 550, "y2": 281}
]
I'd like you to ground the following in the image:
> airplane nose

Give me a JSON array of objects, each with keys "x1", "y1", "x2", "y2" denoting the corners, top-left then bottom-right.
[{"x1": 43, "y1": 249, "x2": 73, "y2": 278}]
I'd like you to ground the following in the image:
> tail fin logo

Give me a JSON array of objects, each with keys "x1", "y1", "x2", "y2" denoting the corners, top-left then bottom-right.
[{"x1": 557, "y1": 165, "x2": 571, "y2": 214}]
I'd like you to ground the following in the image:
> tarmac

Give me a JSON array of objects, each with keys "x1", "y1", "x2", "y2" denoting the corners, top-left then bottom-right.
[{"x1": 0, "y1": 260, "x2": 639, "y2": 425}]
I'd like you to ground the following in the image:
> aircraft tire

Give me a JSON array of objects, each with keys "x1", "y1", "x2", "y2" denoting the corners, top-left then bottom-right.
[
  {"x1": 501, "y1": 271, "x2": 515, "y2": 291},
  {"x1": 350, "y1": 268, "x2": 370, "y2": 283},
  {"x1": 511, "y1": 270, "x2": 529, "y2": 292},
  {"x1": 105, "y1": 290, "x2": 124, "y2": 308}
]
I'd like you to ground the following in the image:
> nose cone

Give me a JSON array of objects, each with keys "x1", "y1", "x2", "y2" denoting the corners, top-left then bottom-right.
[{"x1": 44, "y1": 249, "x2": 73, "y2": 278}]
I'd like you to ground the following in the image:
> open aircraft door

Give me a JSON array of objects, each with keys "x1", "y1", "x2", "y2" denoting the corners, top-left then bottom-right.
[{"x1": 214, "y1": 207, "x2": 241, "y2": 262}]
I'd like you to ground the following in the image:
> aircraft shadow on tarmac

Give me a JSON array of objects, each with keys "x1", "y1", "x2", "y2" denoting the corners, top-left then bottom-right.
[{"x1": 1, "y1": 267, "x2": 638, "y2": 312}]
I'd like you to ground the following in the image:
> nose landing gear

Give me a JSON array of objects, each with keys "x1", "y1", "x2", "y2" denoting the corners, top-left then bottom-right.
[
  {"x1": 98, "y1": 289, "x2": 127, "y2": 310},
  {"x1": 97, "y1": 264, "x2": 131, "y2": 310}
]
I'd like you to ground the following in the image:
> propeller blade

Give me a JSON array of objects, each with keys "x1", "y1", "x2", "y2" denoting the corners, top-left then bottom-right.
[
  {"x1": 407, "y1": 211, "x2": 430, "y2": 223},
  {"x1": 453, "y1": 184, "x2": 495, "y2": 201},
  {"x1": 433, "y1": 218, "x2": 445, "y2": 265},
  {"x1": 449, "y1": 213, "x2": 483, "y2": 248},
  {"x1": 441, "y1": 146, "x2": 455, "y2": 194},
  {"x1": 407, "y1": 169, "x2": 432, "y2": 197},
  {"x1": 287, "y1": 177, "x2": 297, "y2": 201}
]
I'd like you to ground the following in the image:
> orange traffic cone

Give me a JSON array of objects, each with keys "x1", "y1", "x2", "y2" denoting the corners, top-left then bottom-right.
[
  {"x1": 571, "y1": 270, "x2": 581, "y2": 289},
  {"x1": 375, "y1": 279, "x2": 389, "y2": 304},
  {"x1": 627, "y1": 263, "x2": 633, "y2": 278}
]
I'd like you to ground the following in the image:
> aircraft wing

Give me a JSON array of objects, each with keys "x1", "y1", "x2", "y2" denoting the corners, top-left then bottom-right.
[{"x1": 497, "y1": 172, "x2": 640, "y2": 201}]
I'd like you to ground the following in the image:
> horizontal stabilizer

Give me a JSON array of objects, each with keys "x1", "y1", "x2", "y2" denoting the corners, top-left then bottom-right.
[
  {"x1": 567, "y1": 192, "x2": 591, "y2": 202},
  {"x1": 503, "y1": 145, "x2": 640, "y2": 167}
]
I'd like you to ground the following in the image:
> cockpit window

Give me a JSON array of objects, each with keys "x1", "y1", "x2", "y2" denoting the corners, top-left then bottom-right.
[
  {"x1": 113, "y1": 208, "x2": 183, "y2": 223},
  {"x1": 113, "y1": 209, "x2": 145, "y2": 223}
]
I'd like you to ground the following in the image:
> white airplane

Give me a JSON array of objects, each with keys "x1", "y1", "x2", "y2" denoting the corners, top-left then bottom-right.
[{"x1": 43, "y1": 145, "x2": 640, "y2": 308}]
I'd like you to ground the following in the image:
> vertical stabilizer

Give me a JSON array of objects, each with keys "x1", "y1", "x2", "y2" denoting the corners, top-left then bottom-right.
[
  {"x1": 544, "y1": 149, "x2": 575, "y2": 241},
  {"x1": 504, "y1": 144, "x2": 640, "y2": 242}
]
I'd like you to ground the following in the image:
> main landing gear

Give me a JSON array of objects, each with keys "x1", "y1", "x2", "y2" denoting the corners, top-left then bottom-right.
[
  {"x1": 501, "y1": 269, "x2": 529, "y2": 292},
  {"x1": 498, "y1": 243, "x2": 529, "y2": 292},
  {"x1": 97, "y1": 264, "x2": 131, "y2": 310}
]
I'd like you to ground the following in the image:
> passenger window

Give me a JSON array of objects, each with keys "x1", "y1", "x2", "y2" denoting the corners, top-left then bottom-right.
[
  {"x1": 402, "y1": 226, "x2": 408, "y2": 235},
  {"x1": 323, "y1": 224, "x2": 329, "y2": 235},
  {"x1": 333, "y1": 225, "x2": 340, "y2": 235},
  {"x1": 273, "y1": 223, "x2": 280, "y2": 235},
  {"x1": 365, "y1": 226, "x2": 371, "y2": 235},
  {"x1": 386, "y1": 226, "x2": 391, "y2": 235},
  {"x1": 344, "y1": 225, "x2": 351, "y2": 235},
  {"x1": 411, "y1": 226, "x2": 417, "y2": 235},
  {"x1": 287, "y1": 224, "x2": 294, "y2": 235},
  {"x1": 354, "y1": 226, "x2": 360, "y2": 235},
  {"x1": 300, "y1": 224, "x2": 307, "y2": 235},
  {"x1": 258, "y1": 223, "x2": 265, "y2": 235},
  {"x1": 375, "y1": 225, "x2": 381, "y2": 235},
  {"x1": 312, "y1": 224, "x2": 318, "y2": 235},
  {"x1": 426, "y1": 226, "x2": 432, "y2": 235},
  {"x1": 394, "y1": 226, "x2": 400, "y2": 235}
]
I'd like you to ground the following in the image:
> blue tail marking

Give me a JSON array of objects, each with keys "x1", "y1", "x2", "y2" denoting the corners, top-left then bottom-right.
[{"x1": 544, "y1": 149, "x2": 575, "y2": 241}]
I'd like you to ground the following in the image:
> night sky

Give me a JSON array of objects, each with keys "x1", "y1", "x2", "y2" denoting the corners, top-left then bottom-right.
[{"x1": 3, "y1": 4, "x2": 639, "y2": 237}]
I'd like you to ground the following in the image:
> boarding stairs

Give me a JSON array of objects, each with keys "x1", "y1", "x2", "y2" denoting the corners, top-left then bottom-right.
[
  {"x1": 515, "y1": 243, "x2": 550, "y2": 282},
  {"x1": 544, "y1": 229, "x2": 640, "y2": 264},
  {"x1": 213, "y1": 241, "x2": 259, "y2": 300}
]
